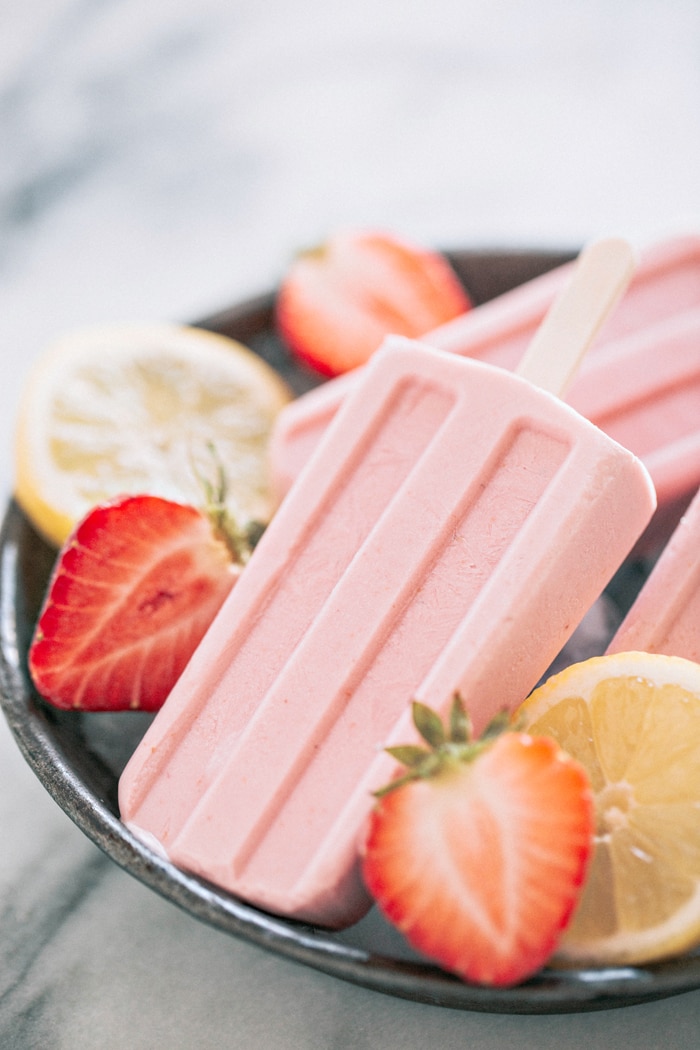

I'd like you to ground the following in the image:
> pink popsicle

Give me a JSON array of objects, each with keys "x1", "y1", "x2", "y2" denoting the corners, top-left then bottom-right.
[
  {"x1": 270, "y1": 235, "x2": 700, "y2": 513},
  {"x1": 607, "y1": 486, "x2": 700, "y2": 660},
  {"x1": 119, "y1": 378, "x2": 653, "y2": 926},
  {"x1": 119, "y1": 243, "x2": 656, "y2": 928}
]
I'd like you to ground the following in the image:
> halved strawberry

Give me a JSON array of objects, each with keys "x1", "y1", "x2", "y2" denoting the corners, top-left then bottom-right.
[
  {"x1": 28, "y1": 493, "x2": 251, "y2": 712},
  {"x1": 275, "y1": 229, "x2": 471, "y2": 376},
  {"x1": 361, "y1": 698, "x2": 594, "y2": 988}
]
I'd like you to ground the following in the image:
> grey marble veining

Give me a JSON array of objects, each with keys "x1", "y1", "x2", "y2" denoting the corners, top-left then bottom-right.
[{"x1": 2, "y1": 2, "x2": 700, "y2": 1046}]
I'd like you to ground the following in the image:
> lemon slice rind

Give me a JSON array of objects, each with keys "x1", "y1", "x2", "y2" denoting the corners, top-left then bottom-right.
[
  {"x1": 15, "y1": 323, "x2": 292, "y2": 547},
  {"x1": 520, "y1": 650, "x2": 700, "y2": 968}
]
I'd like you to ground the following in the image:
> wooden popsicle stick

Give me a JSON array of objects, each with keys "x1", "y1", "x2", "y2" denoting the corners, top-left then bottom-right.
[{"x1": 516, "y1": 237, "x2": 636, "y2": 398}]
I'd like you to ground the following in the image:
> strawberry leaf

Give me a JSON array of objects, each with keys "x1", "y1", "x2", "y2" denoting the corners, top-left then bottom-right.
[
  {"x1": 480, "y1": 710, "x2": 512, "y2": 741},
  {"x1": 412, "y1": 701, "x2": 446, "y2": 748},
  {"x1": 448, "y1": 693, "x2": 471, "y2": 744},
  {"x1": 385, "y1": 745, "x2": 431, "y2": 769}
]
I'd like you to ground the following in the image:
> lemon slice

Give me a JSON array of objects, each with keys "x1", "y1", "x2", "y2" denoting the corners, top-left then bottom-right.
[
  {"x1": 519, "y1": 650, "x2": 700, "y2": 967},
  {"x1": 15, "y1": 323, "x2": 292, "y2": 547}
]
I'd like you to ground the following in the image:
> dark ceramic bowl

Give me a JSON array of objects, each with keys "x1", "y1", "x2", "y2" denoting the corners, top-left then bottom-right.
[{"x1": 3, "y1": 249, "x2": 700, "y2": 1014}]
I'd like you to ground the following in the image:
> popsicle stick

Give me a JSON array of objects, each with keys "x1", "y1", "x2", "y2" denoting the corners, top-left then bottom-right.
[{"x1": 516, "y1": 237, "x2": 636, "y2": 398}]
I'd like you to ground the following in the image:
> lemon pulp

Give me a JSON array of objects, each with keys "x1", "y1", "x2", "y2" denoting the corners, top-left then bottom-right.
[
  {"x1": 520, "y1": 651, "x2": 700, "y2": 966},
  {"x1": 15, "y1": 324, "x2": 291, "y2": 546}
]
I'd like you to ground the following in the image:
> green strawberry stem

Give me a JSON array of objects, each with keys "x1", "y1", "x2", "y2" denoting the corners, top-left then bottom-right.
[
  {"x1": 195, "y1": 441, "x2": 265, "y2": 565},
  {"x1": 374, "y1": 696, "x2": 511, "y2": 798}
]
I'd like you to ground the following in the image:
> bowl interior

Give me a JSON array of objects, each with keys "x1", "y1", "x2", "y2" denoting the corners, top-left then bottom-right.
[{"x1": 3, "y1": 247, "x2": 699, "y2": 1014}]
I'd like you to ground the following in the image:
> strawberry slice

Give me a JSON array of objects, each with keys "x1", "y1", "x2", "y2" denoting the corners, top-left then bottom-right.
[
  {"x1": 28, "y1": 494, "x2": 247, "y2": 712},
  {"x1": 275, "y1": 229, "x2": 471, "y2": 376},
  {"x1": 362, "y1": 699, "x2": 594, "y2": 988}
]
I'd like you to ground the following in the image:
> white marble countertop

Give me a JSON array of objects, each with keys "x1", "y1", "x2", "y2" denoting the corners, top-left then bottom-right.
[{"x1": 3, "y1": 2, "x2": 700, "y2": 1046}]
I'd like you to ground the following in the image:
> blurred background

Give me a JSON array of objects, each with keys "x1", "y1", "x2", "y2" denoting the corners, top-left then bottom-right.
[
  {"x1": 3, "y1": 2, "x2": 699, "y2": 483},
  {"x1": 2, "y1": 3, "x2": 700, "y2": 1046}
]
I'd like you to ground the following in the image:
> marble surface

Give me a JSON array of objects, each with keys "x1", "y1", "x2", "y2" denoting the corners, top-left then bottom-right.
[{"x1": 2, "y1": 2, "x2": 700, "y2": 1046}]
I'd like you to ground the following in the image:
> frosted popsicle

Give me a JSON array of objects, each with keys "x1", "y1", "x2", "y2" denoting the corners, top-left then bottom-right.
[
  {"x1": 607, "y1": 487, "x2": 700, "y2": 660},
  {"x1": 119, "y1": 242, "x2": 655, "y2": 928},
  {"x1": 270, "y1": 235, "x2": 700, "y2": 509}
]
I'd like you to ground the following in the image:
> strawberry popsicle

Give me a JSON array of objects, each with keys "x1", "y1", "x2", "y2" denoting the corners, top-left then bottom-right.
[
  {"x1": 607, "y1": 487, "x2": 700, "y2": 660},
  {"x1": 270, "y1": 235, "x2": 700, "y2": 514},
  {"x1": 119, "y1": 241, "x2": 656, "y2": 928}
]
